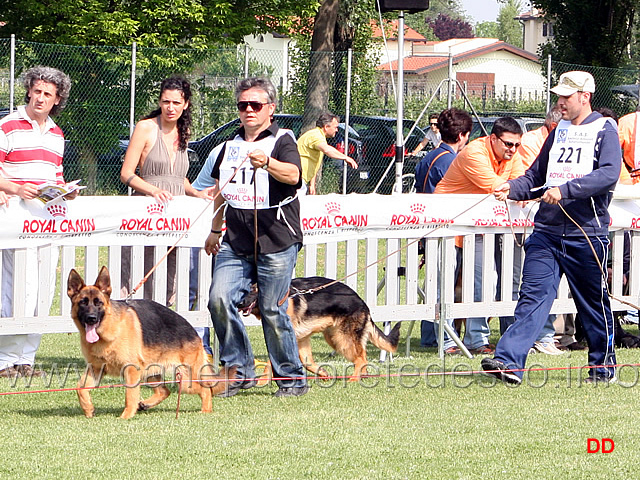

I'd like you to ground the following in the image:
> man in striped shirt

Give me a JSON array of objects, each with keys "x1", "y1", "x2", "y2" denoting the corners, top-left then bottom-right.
[{"x1": 0, "y1": 66, "x2": 73, "y2": 378}]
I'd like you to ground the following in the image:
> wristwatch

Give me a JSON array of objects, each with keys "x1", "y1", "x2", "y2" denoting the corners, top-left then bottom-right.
[{"x1": 261, "y1": 157, "x2": 270, "y2": 170}]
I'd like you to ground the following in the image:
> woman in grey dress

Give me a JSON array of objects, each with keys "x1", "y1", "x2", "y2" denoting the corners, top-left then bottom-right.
[{"x1": 120, "y1": 77, "x2": 213, "y2": 305}]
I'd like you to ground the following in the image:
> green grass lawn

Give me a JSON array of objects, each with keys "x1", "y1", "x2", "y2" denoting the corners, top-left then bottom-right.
[{"x1": 1, "y1": 323, "x2": 639, "y2": 480}]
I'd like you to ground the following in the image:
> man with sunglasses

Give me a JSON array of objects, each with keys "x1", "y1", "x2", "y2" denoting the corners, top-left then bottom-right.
[
  {"x1": 411, "y1": 113, "x2": 441, "y2": 155},
  {"x1": 434, "y1": 117, "x2": 525, "y2": 355},
  {"x1": 196, "y1": 77, "x2": 308, "y2": 398},
  {"x1": 483, "y1": 71, "x2": 620, "y2": 384}
]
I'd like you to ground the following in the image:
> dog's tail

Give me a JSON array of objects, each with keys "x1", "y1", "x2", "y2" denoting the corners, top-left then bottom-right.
[
  {"x1": 202, "y1": 365, "x2": 238, "y2": 392},
  {"x1": 368, "y1": 319, "x2": 401, "y2": 353}
]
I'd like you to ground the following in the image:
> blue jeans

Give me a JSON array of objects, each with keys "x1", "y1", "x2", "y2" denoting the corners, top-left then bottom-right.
[
  {"x1": 494, "y1": 231, "x2": 616, "y2": 380},
  {"x1": 442, "y1": 237, "x2": 490, "y2": 350},
  {"x1": 208, "y1": 242, "x2": 306, "y2": 388},
  {"x1": 497, "y1": 235, "x2": 556, "y2": 344}
]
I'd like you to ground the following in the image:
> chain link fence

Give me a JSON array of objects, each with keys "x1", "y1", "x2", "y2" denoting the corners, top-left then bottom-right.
[{"x1": 1, "y1": 38, "x2": 640, "y2": 195}]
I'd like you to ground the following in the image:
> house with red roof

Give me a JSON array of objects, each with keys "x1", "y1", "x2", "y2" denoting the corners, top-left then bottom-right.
[{"x1": 377, "y1": 37, "x2": 546, "y2": 103}]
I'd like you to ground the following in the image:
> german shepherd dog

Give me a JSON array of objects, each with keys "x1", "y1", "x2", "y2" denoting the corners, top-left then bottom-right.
[
  {"x1": 238, "y1": 276, "x2": 401, "y2": 380},
  {"x1": 67, "y1": 266, "x2": 232, "y2": 419}
]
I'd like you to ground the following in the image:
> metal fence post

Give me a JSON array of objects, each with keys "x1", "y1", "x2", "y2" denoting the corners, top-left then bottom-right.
[
  {"x1": 129, "y1": 42, "x2": 137, "y2": 139},
  {"x1": 447, "y1": 48, "x2": 453, "y2": 109},
  {"x1": 128, "y1": 42, "x2": 137, "y2": 196},
  {"x1": 546, "y1": 53, "x2": 552, "y2": 113},
  {"x1": 244, "y1": 44, "x2": 249, "y2": 78},
  {"x1": 9, "y1": 34, "x2": 15, "y2": 113},
  {"x1": 343, "y1": 48, "x2": 353, "y2": 195}
]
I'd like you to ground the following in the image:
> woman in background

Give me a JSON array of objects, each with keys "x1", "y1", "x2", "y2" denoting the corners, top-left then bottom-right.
[{"x1": 120, "y1": 76, "x2": 213, "y2": 305}]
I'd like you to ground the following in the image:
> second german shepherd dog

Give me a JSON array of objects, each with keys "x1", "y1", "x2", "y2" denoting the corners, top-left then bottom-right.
[
  {"x1": 67, "y1": 266, "x2": 232, "y2": 419},
  {"x1": 239, "y1": 276, "x2": 401, "y2": 380}
]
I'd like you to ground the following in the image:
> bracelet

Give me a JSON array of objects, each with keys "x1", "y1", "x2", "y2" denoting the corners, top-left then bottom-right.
[
  {"x1": 125, "y1": 174, "x2": 137, "y2": 187},
  {"x1": 211, "y1": 229, "x2": 222, "y2": 234}
]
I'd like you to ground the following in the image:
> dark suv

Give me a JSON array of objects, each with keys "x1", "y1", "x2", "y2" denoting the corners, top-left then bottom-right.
[
  {"x1": 188, "y1": 114, "x2": 368, "y2": 193},
  {"x1": 346, "y1": 115, "x2": 427, "y2": 194}
]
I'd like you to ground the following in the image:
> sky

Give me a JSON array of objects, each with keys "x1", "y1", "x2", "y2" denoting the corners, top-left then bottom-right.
[{"x1": 459, "y1": 0, "x2": 501, "y2": 24}]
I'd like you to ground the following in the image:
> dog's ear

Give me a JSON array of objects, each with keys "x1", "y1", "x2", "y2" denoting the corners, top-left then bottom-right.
[
  {"x1": 67, "y1": 269, "x2": 85, "y2": 299},
  {"x1": 95, "y1": 266, "x2": 112, "y2": 298}
]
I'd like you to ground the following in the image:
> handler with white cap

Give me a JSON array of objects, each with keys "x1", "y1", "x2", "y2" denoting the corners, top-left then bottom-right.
[{"x1": 482, "y1": 71, "x2": 620, "y2": 384}]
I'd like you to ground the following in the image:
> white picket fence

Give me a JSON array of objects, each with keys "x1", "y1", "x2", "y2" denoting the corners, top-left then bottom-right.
[{"x1": 0, "y1": 221, "x2": 636, "y2": 357}]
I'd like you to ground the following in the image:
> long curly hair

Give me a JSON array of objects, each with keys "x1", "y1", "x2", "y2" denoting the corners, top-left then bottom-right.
[{"x1": 143, "y1": 76, "x2": 192, "y2": 151}]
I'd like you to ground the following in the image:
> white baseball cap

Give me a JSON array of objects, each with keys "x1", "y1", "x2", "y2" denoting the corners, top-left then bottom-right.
[{"x1": 550, "y1": 71, "x2": 596, "y2": 96}]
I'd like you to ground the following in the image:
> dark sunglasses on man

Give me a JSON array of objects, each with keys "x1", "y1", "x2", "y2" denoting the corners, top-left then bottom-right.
[{"x1": 237, "y1": 101, "x2": 269, "y2": 112}]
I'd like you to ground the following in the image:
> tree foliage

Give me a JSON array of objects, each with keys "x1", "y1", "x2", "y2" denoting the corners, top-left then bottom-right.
[
  {"x1": 531, "y1": 0, "x2": 636, "y2": 68},
  {"x1": 475, "y1": 22, "x2": 499, "y2": 39},
  {"x1": 0, "y1": 0, "x2": 319, "y2": 192},
  {"x1": 427, "y1": 13, "x2": 473, "y2": 41},
  {"x1": 404, "y1": 0, "x2": 466, "y2": 39},
  {"x1": 497, "y1": 0, "x2": 523, "y2": 47}
]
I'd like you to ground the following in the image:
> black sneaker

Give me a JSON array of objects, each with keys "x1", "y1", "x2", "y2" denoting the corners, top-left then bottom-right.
[
  {"x1": 481, "y1": 358, "x2": 522, "y2": 385},
  {"x1": 273, "y1": 385, "x2": 309, "y2": 398},
  {"x1": 216, "y1": 379, "x2": 257, "y2": 398}
]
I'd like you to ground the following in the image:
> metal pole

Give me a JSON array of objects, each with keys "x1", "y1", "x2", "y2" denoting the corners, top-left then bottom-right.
[
  {"x1": 128, "y1": 42, "x2": 137, "y2": 196},
  {"x1": 546, "y1": 53, "x2": 552, "y2": 113},
  {"x1": 447, "y1": 48, "x2": 453, "y2": 109},
  {"x1": 343, "y1": 48, "x2": 353, "y2": 195},
  {"x1": 393, "y1": 11, "x2": 405, "y2": 195},
  {"x1": 9, "y1": 34, "x2": 15, "y2": 112},
  {"x1": 244, "y1": 44, "x2": 249, "y2": 78}
]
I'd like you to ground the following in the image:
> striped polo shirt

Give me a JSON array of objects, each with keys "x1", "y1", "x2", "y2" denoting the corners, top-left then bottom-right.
[{"x1": 0, "y1": 106, "x2": 65, "y2": 185}]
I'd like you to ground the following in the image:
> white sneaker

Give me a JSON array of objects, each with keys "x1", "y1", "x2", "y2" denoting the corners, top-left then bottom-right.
[{"x1": 534, "y1": 341, "x2": 565, "y2": 355}]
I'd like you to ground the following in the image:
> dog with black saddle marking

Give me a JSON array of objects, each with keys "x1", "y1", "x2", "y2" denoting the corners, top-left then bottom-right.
[
  {"x1": 238, "y1": 276, "x2": 401, "y2": 380},
  {"x1": 67, "y1": 266, "x2": 233, "y2": 419}
]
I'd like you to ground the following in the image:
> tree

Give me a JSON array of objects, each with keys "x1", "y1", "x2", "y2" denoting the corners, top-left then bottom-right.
[
  {"x1": 303, "y1": 0, "x2": 341, "y2": 132},
  {"x1": 531, "y1": 0, "x2": 637, "y2": 110},
  {"x1": 497, "y1": 0, "x2": 523, "y2": 47},
  {"x1": 475, "y1": 21, "x2": 500, "y2": 39},
  {"x1": 405, "y1": 0, "x2": 467, "y2": 39},
  {"x1": 531, "y1": 0, "x2": 636, "y2": 68},
  {"x1": 0, "y1": 0, "x2": 318, "y2": 192},
  {"x1": 427, "y1": 13, "x2": 474, "y2": 41}
]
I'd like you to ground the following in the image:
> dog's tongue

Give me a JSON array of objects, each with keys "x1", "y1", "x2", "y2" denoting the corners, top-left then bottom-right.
[{"x1": 85, "y1": 324, "x2": 99, "y2": 343}]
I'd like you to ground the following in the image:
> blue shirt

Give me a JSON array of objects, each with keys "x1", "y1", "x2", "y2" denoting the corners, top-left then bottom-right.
[{"x1": 414, "y1": 143, "x2": 456, "y2": 193}]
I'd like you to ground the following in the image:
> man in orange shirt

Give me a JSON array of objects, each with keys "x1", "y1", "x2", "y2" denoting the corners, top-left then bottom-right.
[
  {"x1": 617, "y1": 109, "x2": 639, "y2": 182},
  {"x1": 434, "y1": 117, "x2": 524, "y2": 354},
  {"x1": 518, "y1": 106, "x2": 561, "y2": 169}
]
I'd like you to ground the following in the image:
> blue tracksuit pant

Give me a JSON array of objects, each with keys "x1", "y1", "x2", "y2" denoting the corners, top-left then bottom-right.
[{"x1": 494, "y1": 230, "x2": 616, "y2": 380}]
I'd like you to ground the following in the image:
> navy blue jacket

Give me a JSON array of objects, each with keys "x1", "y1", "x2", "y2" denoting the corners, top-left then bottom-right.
[
  {"x1": 414, "y1": 143, "x2": 456, "y2": 194},
  {"x1": 507, "y1": 112, "x2": 621, "y2": 237}
]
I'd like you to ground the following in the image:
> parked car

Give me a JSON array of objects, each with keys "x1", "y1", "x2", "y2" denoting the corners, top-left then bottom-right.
[
  {"x1": 470, "y1": 116, "x2": 545, "y2": 141},
  {"x1": 345, "y1": 115, "x2": 427, "y2": 194},
  {"x1": 188, "y1": 114, "x2": 368, "y2": 193}
]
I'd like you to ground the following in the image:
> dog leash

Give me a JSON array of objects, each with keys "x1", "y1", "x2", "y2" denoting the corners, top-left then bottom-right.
[
  {"x1": 557, "y1": 202, "x2": 640, "y2": 311},
  {"x1": 285, "y1": 193, "x2": 494, "y2": 298}
]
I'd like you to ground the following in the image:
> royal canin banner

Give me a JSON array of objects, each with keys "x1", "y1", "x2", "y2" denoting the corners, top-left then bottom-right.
[
  {"x1": 0, "y1": 196, "x2": 213, "y2": 248},
  {"x1": 2, "y1": 191, "x2": 640, "y2": 248}
]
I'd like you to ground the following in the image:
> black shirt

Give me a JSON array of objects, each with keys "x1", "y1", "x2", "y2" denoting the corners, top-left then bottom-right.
[{"x1": 211, "y1": 121, "x2": 303, "y2": 255}]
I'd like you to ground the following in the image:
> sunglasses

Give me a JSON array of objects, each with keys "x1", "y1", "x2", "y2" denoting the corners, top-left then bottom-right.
[
  {"x1": 430, "y1": 122, "x2": 438, "y2": 126},
  {"x1": 237, "y1": 101, "x2": 269, "y2": 112},
  {"x1": 497, "y1": 137, "x2": 521, "y2": 150}
]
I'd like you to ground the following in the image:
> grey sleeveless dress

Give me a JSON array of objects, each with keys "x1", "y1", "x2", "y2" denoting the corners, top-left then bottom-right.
[
  {"x1": 123, "y1": 118, "x2": 189, "y2": 305},
  {"x1": 133, "y1": 118, "x2": 188, "y2": 195}
]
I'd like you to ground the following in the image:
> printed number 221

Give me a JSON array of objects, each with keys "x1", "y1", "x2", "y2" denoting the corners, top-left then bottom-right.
[{"x1": 557, "y1": 147, "x2": 581, "y2": 163}]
